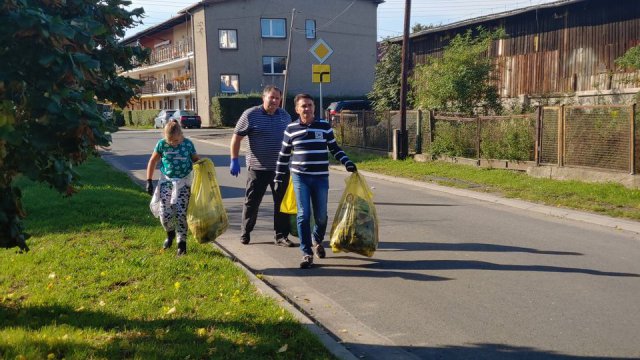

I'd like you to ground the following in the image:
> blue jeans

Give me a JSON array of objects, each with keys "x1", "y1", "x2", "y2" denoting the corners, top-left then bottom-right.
[{"x1": 292, "y1": 173, "x2": 329, "y2": 256}]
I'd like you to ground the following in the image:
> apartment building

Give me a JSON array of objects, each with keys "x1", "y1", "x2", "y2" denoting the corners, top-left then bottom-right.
[{"x1": 121, "y1": 0, "x2": 382, "y2": 126}]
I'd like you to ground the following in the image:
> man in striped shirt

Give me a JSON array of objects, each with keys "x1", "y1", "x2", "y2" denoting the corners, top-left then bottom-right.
[
  {"x1": 274, "y1": 94, "x2": 357, "y2": 269},
  {"x1": 229, "y1": 85, "x2": 294, "y2": 247}
]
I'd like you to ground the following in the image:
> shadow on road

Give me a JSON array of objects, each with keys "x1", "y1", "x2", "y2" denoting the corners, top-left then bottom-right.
[
  {"x1": 374, "y1": 202, "x2": 457, "y2": 207},
  {"x1": 345, "y1": 341, "x2": 625, "y2": 360},
  {"x1": 324, "y1": 257, "x2": 639, "y2": 278},
  {"x1": 378, "y1": 241, "x2": 583, "y2": 255}
]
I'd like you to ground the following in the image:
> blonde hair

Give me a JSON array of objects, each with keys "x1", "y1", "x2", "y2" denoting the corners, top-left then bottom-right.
[{"x1": 164, "y1": 120, "x2": 184, "y2": 143}]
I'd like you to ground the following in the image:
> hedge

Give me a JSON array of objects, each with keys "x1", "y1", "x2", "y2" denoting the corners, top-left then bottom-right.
[
  {"x1": 122, "y1": 109, "x2": 158, "y2": 127},
  {"x1": 211, "y1": 93, "x2": 368, "y2": 127}
]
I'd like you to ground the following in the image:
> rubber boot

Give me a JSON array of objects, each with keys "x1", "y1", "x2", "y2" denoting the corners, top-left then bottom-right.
[
  {"x1": 177, "y1": 241, "x2": 187, "y2": 256},
  {"x1": 163, "y1": 230, "x2": 176, "y2": 249}
]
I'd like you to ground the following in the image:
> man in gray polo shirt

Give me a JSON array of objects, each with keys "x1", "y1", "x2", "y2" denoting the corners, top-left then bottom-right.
[{"x1": 229, "y1": 85, "x2": 294, "y2": 247}]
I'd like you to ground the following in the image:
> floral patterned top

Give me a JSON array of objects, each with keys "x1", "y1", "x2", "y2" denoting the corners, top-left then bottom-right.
[{"x1": 154, "y1": 138, "x2": 197, "y2": 179}]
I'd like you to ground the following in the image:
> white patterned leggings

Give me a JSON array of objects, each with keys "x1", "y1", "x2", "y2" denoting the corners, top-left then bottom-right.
[{"x1": 159, "y1": 182, "x2": 191, "y2": 243}]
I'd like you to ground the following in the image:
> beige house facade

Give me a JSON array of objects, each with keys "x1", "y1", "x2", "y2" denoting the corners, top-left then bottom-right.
[{"x1": 121, "y1": 0, "x2": 382, "y2": 126}]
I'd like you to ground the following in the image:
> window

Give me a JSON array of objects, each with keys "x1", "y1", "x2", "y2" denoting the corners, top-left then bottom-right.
[
  {"x1": 220, "y1": 74, "x2": 239, "y2": 93},
  {"x1": 262, "y1": 56, "x2": 286, "y2": 75},
  {"x1": 305, "y1": 19, "x2": 316, "y2": 39},
  {"x1": 219, "y1": 29, "x2": 237, "y2": 49},
  {"x1": 261, "y1": 18, "x2": 286, "y2": 38}
]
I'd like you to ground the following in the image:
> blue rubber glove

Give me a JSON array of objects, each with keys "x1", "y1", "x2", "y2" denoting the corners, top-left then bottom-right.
[{"x1": 230, "y1": 158, "x2": 240, "y2": 177}]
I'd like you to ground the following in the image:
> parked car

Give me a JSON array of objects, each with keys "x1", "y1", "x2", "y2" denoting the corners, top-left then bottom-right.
[
  {"x1": 170, "y1": 110, "x2": 202, "y2": 129},
  {"x1": 325, "y1": 100, "x2": 372, "y2": 123},
  {"x1": 154, "y1": 110, "x2": 177, "y2": 129},
  {"x1": 97, "y1": 103, "x2": 113, "y2": 121}
]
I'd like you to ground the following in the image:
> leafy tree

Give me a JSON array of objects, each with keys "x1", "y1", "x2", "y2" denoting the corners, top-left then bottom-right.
[
  {"x1": 368, "y1": 40, "x2": 406, "y2": 111},
  {"x1": 412, "y1": 27, "x2": 505, "y2": 115},
  {"x1": 411, "y1": 23, "x2": 435, "y2": 34},
  {"x1": 615, "y1": 45, "x2": 640, "y2": 98},
  {"x1": 615, "y1": 45, "x2": 640, "y2": 70},
  {"x1": 0, "y1": 0, "x2": 148, "y2": 250}
]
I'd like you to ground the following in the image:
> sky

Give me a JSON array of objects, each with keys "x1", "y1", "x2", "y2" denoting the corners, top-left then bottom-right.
[{"x1": 124, "y1": 0, "x2": 560, "y2": 40}]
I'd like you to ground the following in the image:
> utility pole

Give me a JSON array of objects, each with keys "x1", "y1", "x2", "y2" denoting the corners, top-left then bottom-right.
[
  {"x1": 399, "y1": 0, "x2": 411, "y2": 159},
  {"x1": 282, "y1": 8, "x2": 295, "y2": 108}
]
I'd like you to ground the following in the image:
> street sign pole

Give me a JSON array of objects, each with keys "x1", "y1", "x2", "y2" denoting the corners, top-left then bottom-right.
[{"x1": 319, "y1": 82, "x2": 323, "y2": 119}]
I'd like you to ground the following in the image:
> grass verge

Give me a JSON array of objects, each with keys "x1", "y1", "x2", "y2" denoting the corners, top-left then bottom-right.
[
  {"x1": 0, "y1": 157, "x2": 335, "y2": 360},
  {"x1": 347, "y1": 151, "x2": 640, "y2": 221}
]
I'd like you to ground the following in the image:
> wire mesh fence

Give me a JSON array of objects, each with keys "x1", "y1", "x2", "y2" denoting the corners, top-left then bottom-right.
[
  {"x1": 332, "y1": 104, "x2": 638, "y2": 174},
  {"x1": 540, "y1": 107, "x2": 560, "y2": 165},
  {"x1": 564, "y1": 105, "x2": 631, "y2": 171},
  {"x1": 480, "y1": 114, "x2": 537, "y2": 161},
  {"x1": 334, "y1": 111, "x2": 389, "y2": 152},
  {"x1": 431, "y1": 115, "x2": 479, "y2": 159},
  {"x1": 635, "y1": 105, "x2": 639, "y2": 174}
]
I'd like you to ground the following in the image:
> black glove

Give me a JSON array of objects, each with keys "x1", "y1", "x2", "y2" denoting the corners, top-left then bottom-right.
[
  {"x1": 345, "y1": 162, "x2": 357, "y2": 172},
  {"x1": 146, "y1": 179, "x2": 154, "y2": 195}
]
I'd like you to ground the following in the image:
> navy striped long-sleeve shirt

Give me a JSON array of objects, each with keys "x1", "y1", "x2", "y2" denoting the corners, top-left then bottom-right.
[{"x1": 274, "y1": 119, "x2": 354, "y2": 182}]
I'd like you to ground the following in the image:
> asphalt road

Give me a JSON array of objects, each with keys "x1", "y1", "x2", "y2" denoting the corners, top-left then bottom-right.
[{"x1": 103, "y1": 128, "x2": 640, "y2": 360}]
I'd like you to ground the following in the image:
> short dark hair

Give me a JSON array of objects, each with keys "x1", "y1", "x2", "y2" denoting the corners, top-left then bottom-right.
[
  {"x1": 263, "y1": 85, "x2": 282, "y2": 96},
  {"x1": 294, "y1": 93, "x2": 314, "y2": 106}
]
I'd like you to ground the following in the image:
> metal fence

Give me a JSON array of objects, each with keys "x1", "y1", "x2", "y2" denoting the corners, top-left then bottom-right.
[
  {"x1": 540, "y1": 105, "x2": 636, "y2": 173},
  {"x1": 333, "y1": 104, "x2": 638, "y2": 174}
]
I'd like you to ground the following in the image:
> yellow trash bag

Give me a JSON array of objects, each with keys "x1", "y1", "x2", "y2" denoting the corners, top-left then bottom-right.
[
  {"x1": 279, "y1": 176, "x2": 314, "y2": 238},
  {"x1": 279, "y1": 176, "x2": 297, "y2": 214},
  {"x1": 329, "y1": 172, "x2": 378, "y2": 257},
  {"x1": 187, "y1": 158, "x2": 228, "y2": 243}
]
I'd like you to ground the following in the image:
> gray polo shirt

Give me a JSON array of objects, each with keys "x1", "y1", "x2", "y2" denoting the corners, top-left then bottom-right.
[{"x1": 234, "y1": 105, "x2": 291, "y2": 171}]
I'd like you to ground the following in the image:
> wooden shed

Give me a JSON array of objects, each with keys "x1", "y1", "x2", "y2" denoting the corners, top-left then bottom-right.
[{"x1": 397, "y1": 0, "x2": 640, "y2": 102}]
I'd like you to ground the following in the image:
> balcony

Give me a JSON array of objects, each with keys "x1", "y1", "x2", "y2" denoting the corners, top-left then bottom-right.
[
  {"x1": 148, "y1": 39, "x2": 193, "y2": 65},
  {"x1": 138, "y1": 77, "x2": 193, "y2": 96},
  {"x1": 123, "y1": 39, "x2": 193, "y2": 77}
]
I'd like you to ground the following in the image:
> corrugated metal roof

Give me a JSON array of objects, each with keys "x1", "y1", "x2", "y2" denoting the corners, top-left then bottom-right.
[{"x1": 389, "y1": 0, "x2": 587, "y2": 42}]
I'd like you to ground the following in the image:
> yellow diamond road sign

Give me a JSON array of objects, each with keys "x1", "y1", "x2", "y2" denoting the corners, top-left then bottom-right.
[{"x1": 309, "y1": 39, "x2": 333, "y2": 64}]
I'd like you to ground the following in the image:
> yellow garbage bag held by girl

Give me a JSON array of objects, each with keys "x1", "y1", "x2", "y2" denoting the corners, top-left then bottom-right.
[{"x1": 187, "y1": 158, "x2": 228, "y2": 243}]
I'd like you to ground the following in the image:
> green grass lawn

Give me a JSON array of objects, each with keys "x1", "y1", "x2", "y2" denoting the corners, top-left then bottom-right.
[
  {"x1": 0, "y1": 158, "x2": 335, "y2": 360},
  {"x1": 347, "y1": 152, "x2": 640, "y2": 221}
]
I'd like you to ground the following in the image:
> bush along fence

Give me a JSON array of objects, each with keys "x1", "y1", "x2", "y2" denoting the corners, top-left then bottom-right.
[{"x1": 333, "y1": 104, "x2": 638, "y2": 175}]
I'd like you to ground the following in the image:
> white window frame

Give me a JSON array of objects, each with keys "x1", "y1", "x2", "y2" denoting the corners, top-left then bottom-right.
[
  {"x1": 305, "y1": 19, "x2": 316, "y2": 39},
  {"x1": 262, "y1": 56, "x2": 286, "y2": 75},
  {"x1": 261, "y1": 18, "x2": 286, "y2": 38},
  {"x1": 219, "y1": 29, "x2": 238, "y2": 49},
  {"x1": 220, "y1": 74, "x2": 239, "y2": 94}
]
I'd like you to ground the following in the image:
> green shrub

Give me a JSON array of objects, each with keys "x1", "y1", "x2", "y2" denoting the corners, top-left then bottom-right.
[
  {"x1": 480, "y1": 118, "x2": 535, "y2": 161},
  {"x1": 210, "y1": 94, "x2": 262, "y2": 127},
  {"x1": 430, "y1": 121, "x2": 477, "y2": 157},
  {"x1": 113, "y1": 109, "x2": 125, "y2": 127},
  {"x1": 122, "y1": 109, "x2": 158, "y2": 126}
]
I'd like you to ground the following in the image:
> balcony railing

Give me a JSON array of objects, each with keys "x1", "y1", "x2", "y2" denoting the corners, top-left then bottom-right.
[
  {"x1": 138, "y1": 78, "x2": 193, "y2": 95},
  {"x1": 131, "y1": 38, "x2": 193, "y2": 67}
]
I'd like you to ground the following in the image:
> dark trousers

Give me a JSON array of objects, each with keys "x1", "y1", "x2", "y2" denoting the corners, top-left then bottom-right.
[{"x1": 241, "y1": 168, "x2": 290, "y2": 240}]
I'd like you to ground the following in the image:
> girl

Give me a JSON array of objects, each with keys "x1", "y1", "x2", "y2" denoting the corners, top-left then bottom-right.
[{"x1": 146, "y1": 120, "x2": 200, "y2": 255}]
